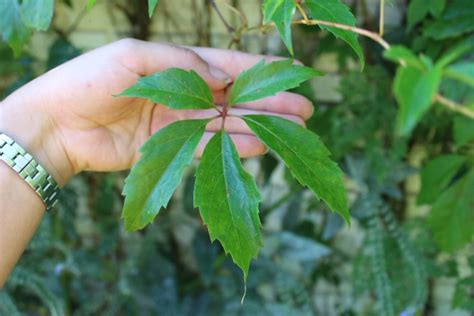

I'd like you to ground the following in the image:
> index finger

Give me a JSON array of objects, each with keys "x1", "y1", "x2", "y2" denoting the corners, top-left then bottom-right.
[{"x1": 187, "y1": 47, "x2": 291, "y2": 79}]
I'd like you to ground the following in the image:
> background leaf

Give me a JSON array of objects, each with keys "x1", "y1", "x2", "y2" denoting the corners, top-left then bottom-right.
[
  {"x1": 393, "y1": 64, "x2": 442, "y2": 136},
  {"x1": 305, "y1": 0, "x2": 364, "y2": 67},
  {"x1": 20, "y1": 0, "x2": 54, "y2": 31},
  {"x1": 243, "y1": 115, "x2": 349, "y2": 224},
  {"x1": 262, "y1": 0, "x2": 296, "y2": 55},
  {"x1": 87, "y1": 0, "x2": 96, "y2": 10},
  {"x1": 194, "y1": 131, "x2": 263, "y2": 280},
  {"x1": 418, "y1": 154, "x2": 466, "y2": 205},
  {"x1": 428, "y1": 169, "x2": 474, "y2": 252},
  {"x1": 123, "y1": 119, "x2": 208, "y2": 231},
  {"x1": 148, "y1": 0, "x2": 159, "y2": 18},
  {"x1": 0, "y1": 0, "x2": 31, "y2": 56},
  {"x1": 229, "y1": 59, "x2": 321, "y2": 105},
  {"x1": 424, "y1": 0, "x2": 474, "y2": 40},
  {"x1": 453, "y1": 116, "x2": 474, "y2": 146},
  {"x1": 119, "y1": 68, "x2": 215, "y2": 109}
]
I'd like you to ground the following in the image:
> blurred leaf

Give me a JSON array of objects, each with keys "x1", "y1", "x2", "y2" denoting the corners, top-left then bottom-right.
[
  {"x1": 270, "y1": 232, "x2": 331, "y2": 262},
  {"x1": 453, "y1": 276, "x2": 474, "y2": 311},
  {"x1": 424, "y1": 0, "x2": 474, "y2": 40},
  {"x1": 119, "y1": 68, "x2": 215, "y2": 109},
  {"x1": 123, "y1": 119, "x2": 208, "y2": 231},
  {"x1": 453, "y1": 116, "x2": 474, "y2": 146},
  {"x1": 305, "y1": 0, "x2": 365, "y2": 68},
  {"x1": 393, "y1": 64, "x2": 442, "y2": 136},
  {"x1": 148, "y1": 0, "x2": 159, "y2": 18},
  {"x1": 407, "y1": 0, "x2": 445, "y2": 31},
  {"x1": 262, "y1": 0, "x2": 296, "y2": 55},
  {"x1": 47, "y1": 38, "x2": 81, "y2": 69},
  {"x1": 428, "y1": 169, "x2": 474, "y2": 252},
  {"x1": 86, "y1": 0, "x2": 96, "y2": 10},
  {"x1": 418, "y1": 154, "x2": 466, "y2": 205},
  {"x1": 21, "y1": 0, "x2": 54, "y2": 31},
  {"x1": 243, "y1": 115, "x2": 350, "y2": 224},
  {"x1": 0, "y1": 0, "x2": 31, "y2": 56},
  {"x1": 445, "y1": 62, "x2": 474, "y2": 88},
  {"x1": 194, "y1": 131, "x2": 263, "y2": 281},
  {"x1": 229, "y1": 59, "x2": 321, "y2": 105},
  {"x1": 383, "y1": 46, "x2": 424, "y2": 69}
]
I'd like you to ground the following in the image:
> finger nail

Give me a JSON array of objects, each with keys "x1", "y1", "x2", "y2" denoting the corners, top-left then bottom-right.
[{"x1": 209, "y1": 66, "x2": 232, "y2": 84}]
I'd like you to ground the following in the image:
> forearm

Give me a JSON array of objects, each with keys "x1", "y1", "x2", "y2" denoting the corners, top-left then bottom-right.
[
  {"x1": 0, "y1": 163, "x2": 45, "y2": 288},
  {"x1": 0, "y1": 91, "x2": 72, "y2": 287}
]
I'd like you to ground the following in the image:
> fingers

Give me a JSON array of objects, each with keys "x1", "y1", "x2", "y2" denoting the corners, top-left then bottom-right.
[
  {"x1": 196, "y1": 132, "x2": 267, "y2": 158},
  {"x1": 188, "y1": 46, "x2": 303, "y2": 79},
  {"x1": 115, "y1": 39, "x2": 231, "y2": 90}
]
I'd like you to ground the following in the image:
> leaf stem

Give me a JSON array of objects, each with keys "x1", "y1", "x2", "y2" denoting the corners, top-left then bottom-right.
[
  {"x1": 295, "y1": 2, "x2": 309, "y2": 22},
  {"x1": 210, "y1": 0, "x2": 235, "y2": 33},
  {"x1": 435, "y1": 94, "x2": 474, "y2": 120},
  {"x1": 379, "y1": 0, "x2": 385, "y2": 36}
]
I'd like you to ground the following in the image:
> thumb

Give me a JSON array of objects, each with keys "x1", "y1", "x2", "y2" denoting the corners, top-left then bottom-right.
[{"x1": 184, "y1": 52, "x2": 232, "y2": 90}]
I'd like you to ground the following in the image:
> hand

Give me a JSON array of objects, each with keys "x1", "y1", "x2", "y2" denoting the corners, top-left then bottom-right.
[{"x1": 0, "y1": 39, "x2": 313, "y2": 186}]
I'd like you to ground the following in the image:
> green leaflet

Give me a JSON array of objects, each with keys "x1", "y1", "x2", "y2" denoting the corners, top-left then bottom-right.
[
  {"x1": 453, "y1": 116, "x2": 474, "y2": 146},
  {"x1": 428, "y1": 169, "x2": 474, "y2": 252},
  {"x1": 418, "y1": 154, "x2": 466, "y2": 205},
  {"x1": 87, "y1": 0, "x2": 96, "y2": 10},
  {"x1": 262, "y1": 0, "x2": 296, "y2": 55},
  {"x1": 229, "y1": 59, "x2": 322, "y2": 105},
  {"x1": 0, "y1": 0, "x2": 31, "y2": 57},
  {"x1": 445, "y1": 62, "x2": 474, "y2": 88},
  {"x1": 194, "y1": 131, "x2": 262, "y2": 280},
  {"x1": 383, "y1": 46, "x2": 424, "y2": 69},
  {"x1": 148, "y1": 0, "x2": 159, "y2": 18},
  {"x1": 393, "y1": 64, "x2": 442, "y2": 136},
  {"x1": 21, "y1": 0, "x2": 54, "y2": 31},
  {"x1": 305, "y1": 0, "x2": 364, "y2": 68},
  {"x1": 119, "y1": 68, "x2": 216, "y2": 109},
  {"x1": 123, "y1": 119, "x2": 208, "y2": 231},
  {"x1": 407, "y1": 0, "x2": 445, "y2": 31},
  {"x1": 242, "y1": 115, "x2": 350, "y2": 224},
  {"x1": 424, "y1": 0, "x2": 474, "y2": 40}
]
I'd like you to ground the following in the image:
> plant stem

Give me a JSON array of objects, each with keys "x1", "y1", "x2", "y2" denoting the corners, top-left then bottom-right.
[
  {"x1": 210, "y1": 0, "x2": 235, "y2": 33},
  {"x1": 295, "y1": 2, "x2": 309, "y2": 22},
  {"x1": 435, "y1": 94, "x2": 474, "y2": 119},
  {"x1": 379, "y1": 0, "x2": 385, "y2": 36}
]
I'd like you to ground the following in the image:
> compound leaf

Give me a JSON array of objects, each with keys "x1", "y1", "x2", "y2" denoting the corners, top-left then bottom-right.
[
  {"x1": 119, "y1": 68, "x2": 216, "y2": 109},
  {"x1": 229, "y1": 59, "x2": 321, "y2": 105},
  {"x1": 243, "y1": 115, "x2": 350, "y2": 224},
  {"x1": 262, "y1": 0, "x2": 296, "y2": 55},
  {"x1": 428, "y1": 169, "x2": 474, "y2": 252},
  {"x1": 194, "y1": 131, "x2": 262, "y2": 280},
  {"x1": 305, "y1": 0, "x2": 364, "y2": 68},
  {"x1": 123, "y1": 119, "x2": 208, "y2": 231}
]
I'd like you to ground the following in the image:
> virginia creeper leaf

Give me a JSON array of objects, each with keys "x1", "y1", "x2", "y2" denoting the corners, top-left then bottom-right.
[
  {"x1": 242, "y1": 115, "x2": 350, "y2": 224},
  {"x1": 123, "y1": 119, "x2": 208, "y2": 231},
  {"x1": 0, "y1": 0, "x2": 31, "y2": 57},
  {"x1": 418, "y1": 154, "x2": 466, "y2": 205},
  {"x1": 229, "y1": 59, "x2": 322, "y2": 105},
  {"x1": 194, "y1": 131, "x2": 263, "y2": 280},
  {"x1": 393, "y1": 64, "x2": 442, "y2": 136},
  {"x1": 148, "y1": 0, "x2": 159, "y2": 18},
  {"x1": 262, "y1": 0, "x2": 296, "y2": 55},
  {"x1": 428, "y1": 169, "x2": 474, "y2": 252},
  {"x1": 119, "y1": 68, "x2": 216, "y2": 109},
  {"x1": 21, "y1": 0, "x2": 54, "y2": 31},
  {"x1": 305, "y1": 0, "x2": 365, "y2": 68}
]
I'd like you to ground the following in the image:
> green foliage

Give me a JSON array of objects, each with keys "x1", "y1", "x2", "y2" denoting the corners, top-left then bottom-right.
[
  {"x1": 424, "y1": 0, "x2": 474, "y2": 39},
  {"x1": 304, "y1": 0, "x2": 365, "y2": 67},
  {"x1": 262, "y1": 0, "x2": 296, "y2": 55},
  {"x1": 454, "y1": 116, "x2": 474, "y2": 146},
  {"x1": 407, "y1": 0, "x2": 445, "y2": 31},
  {"x1": 119, "y1": 68, "x2": 216, "y2": 109},
  {"x1": 20, "y1": 0, "x2": 54, "y2": 31},
  {"x1": 86, "y1": 0, "x2": 96, "y2": 10},
  {"x1": 123, "y1": 119, "x2": 208, "y2": 231},
  {"x1": 428, "y1": 169, "x2": 474, "y2": 252},
  {"x1": 229, "y1": 59, "x2": 321, "y2": 105},
  {"x1": 148, "y1": 0, "x2": 159, "y2": 18},
  {"x1": 243, "y1": 114, "x2": 349, "y2": 223},
  {"x1": 195, "y1": 131, "x2": 263, "y2": 280},
  {"x1": 418, "y1": 154, "x2": 466, "y2": 204},
  {"x1": 0, "y1": 0, "x2": 31, "y2": 56}
]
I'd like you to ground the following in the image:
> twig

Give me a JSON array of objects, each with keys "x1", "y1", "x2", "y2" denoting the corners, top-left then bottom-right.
[
  {"x1": 295, "y1": 2, "x2": 309, "y2": 22},
  {"x1": 435, "y1": 94, "x2": 474, "y2": 120},
  {"x1": 293, "y1": 18, "x2": 391, "y2": 50},
  {"x1": 379, "y1": 0, "x2": 385, "y2": 36},
  {"x1": 217, "y1": 0, "x2": 248, "y2": 28},
  {"x1": 210, "y1": 0, "x2": 235, "y2": 33}
]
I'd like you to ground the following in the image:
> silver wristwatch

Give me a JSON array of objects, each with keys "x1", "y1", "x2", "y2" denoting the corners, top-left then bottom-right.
[{"x1": 0, "y1": 133, "x2": 60, "y2": 212}]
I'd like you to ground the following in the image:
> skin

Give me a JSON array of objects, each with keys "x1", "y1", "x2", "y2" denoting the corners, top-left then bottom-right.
[{"x1": 0, "y1": 39, "x2": 314, "y2": 287}]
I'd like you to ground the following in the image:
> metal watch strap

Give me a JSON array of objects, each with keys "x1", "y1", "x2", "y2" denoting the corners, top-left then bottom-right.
[{"x1": 0, "y1": 133, "x2": 60, "y2": 212}]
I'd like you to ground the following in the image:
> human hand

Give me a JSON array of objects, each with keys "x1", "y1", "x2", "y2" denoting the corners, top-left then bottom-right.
[{"x1": 0, "y1": 39, "x2": 313, "y2": 186}]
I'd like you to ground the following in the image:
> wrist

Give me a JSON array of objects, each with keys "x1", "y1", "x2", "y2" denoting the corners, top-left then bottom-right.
[{"x1": 0, "y1": 95, "x2": 74, "y2": 187}]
